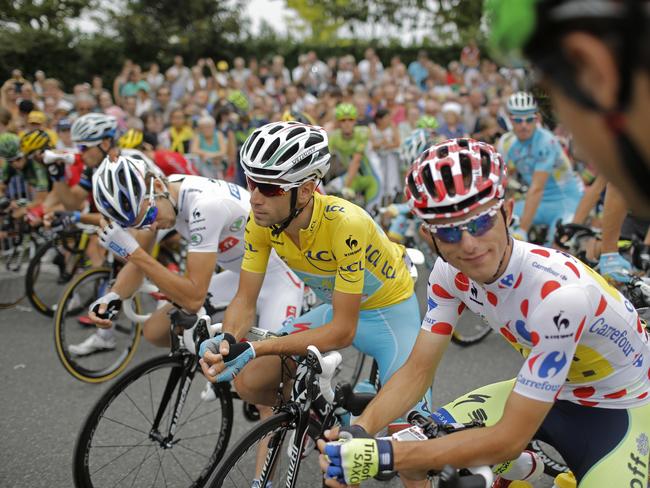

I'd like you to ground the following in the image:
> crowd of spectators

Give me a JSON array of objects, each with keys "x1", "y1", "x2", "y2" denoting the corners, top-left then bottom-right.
[{"x1": 0, "y1": 44, "x2": 526, "y2": 189}]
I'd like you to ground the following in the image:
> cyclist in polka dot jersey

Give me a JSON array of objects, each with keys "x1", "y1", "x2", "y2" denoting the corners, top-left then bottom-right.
[{"x1": 320, "y1": 139, "x2": 650, "y2": 488}]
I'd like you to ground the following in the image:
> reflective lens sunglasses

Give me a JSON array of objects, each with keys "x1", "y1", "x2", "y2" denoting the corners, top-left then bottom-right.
[
  {"x1": 77, "y1": 144, "x2": 90, "y2": 153},
  {"x1": 135, "y1": 178, "x2": 159, "y2": 228},
  {"x1": 511, "y1": 116, "x2": 536, "y2": 125},
  {"x1": 246, "y1": 177, "x2": 287, "y2": 197},
  {"x1": 423, "y1": 202, "x2": 503, "y2": 244}
]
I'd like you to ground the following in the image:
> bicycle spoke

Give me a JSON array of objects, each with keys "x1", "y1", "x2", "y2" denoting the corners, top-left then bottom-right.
[
  {"x1": 168, "y1": 448, "x2": 194, "y2": 482},
  {"x1": 91, "y1": 436, "x2": 152, "y2": 476},
  {"x1": 101, "y1": 415, "x2": 150, "y2": 436},
  {"x1": 173, "y1": 441, "x2": 210, "y2": 459},
  {"x1": 176, "y1": 403, "x2": 214, "y2": 431},
  {"x1": 123, "y1": 390, "x2": 153, "y2": 425},
  {"x1": 109, "y1": 444, "x2": 156, "y2": 488},
  {"x1": 176, "y1": 431, "x2": 221, "y2": 441},
  {"x1": 91, "y1": 443, "x2": 152, "y2": 449}
]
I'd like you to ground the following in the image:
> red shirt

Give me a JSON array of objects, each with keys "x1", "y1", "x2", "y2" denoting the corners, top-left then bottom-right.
[{"x1": 153, "y1": 150, "x2": 199, "y2": 176}]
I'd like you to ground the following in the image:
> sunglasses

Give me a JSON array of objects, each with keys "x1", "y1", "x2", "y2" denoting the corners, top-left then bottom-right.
[
  {"x1": 77, "y1": 144, "x2": 90, "y2": 153},
  {"x1": 338, "y1": 118, "x2": 356, "y2": 122},
  {"x1": 135, "y1": 178, "x2": 159, "y2": 228},
  {"x1": 511, "y1": 116, "x2": 536, "y2": 125},
  {"x1": 423, "y1": 202, "x2": 503, "y2": 244},
  {"x1": 246, "y1": 177, "x2": 287, "y2": 197}
]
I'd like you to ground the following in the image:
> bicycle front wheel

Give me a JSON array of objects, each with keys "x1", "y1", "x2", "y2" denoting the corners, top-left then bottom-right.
[
  {"x1": 73, "y1": 354, "x2": 234, "y2": 488},
  {"x1": 54, "y1": 267, "x2": 141, "y2": 383},
  {"x1": 212, "y1": 411, "x2": 324, "y2": 488}
]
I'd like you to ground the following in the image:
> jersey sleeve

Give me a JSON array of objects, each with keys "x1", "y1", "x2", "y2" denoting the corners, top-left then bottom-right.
[
  {"x1": 78, "y1": 166, "x2": 93, "y2": 192},
  {"x1": 241, "y1": 213, "x2": 271, "y2": 274},
  {"x1": 532, "y1": 131, "x2": 559, "y2": 174},
  {"x1": 186, "y1": 196, "x2": 228, "y2": 253},
  {"x1": 420, "y1": 258, "x2": 464, "y2": 336},
  {"x1": 331, "y1": 214, "x2": 368, "y2": 295},
  {"x1": 513, "y1": 285, "x2": 590, "y2": 403}
]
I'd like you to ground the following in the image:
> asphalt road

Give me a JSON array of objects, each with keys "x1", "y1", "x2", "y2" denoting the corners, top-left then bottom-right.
[{"x1": 0, "y1": 267, "x2": 557, "y2": 488}]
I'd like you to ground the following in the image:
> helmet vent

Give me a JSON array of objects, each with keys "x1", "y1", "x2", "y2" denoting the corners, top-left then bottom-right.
[
  {"x1": 421, "y1": 164, "x2": 438, "y2": 199},
  {"x1": 406, "y1": 172, "x2": 421, "y2": 200},
  {"x1": 287, "y1": 127, "x2": 306, "y2": 139},
  {"x1": 436, "y1": 146, "x2": 448, "y2": 159},
  {"x1": 306, "y1": 134, "x2": 324, "y2": 147},
  {"x1": 440, "y1": 164, "x2": 455, "y2": 196},
  {"x1": 277, "y1": 143, "x2": 299, "y2": 165},
  {"x1": 261, "y1": 138, "x2": 280, "y2": 163},
  {"x1": 459, "y1": 153, "x2": 472, "y2": 188},
  {"x1": 268, "y1": 125, "x2": 283, "y2": 135},
  {"x1": 480, "y1": 149, "x2": 492, "y2": 180},
  {"x1": 251, "y1": 137, "x2": 265, "y2": 161}
]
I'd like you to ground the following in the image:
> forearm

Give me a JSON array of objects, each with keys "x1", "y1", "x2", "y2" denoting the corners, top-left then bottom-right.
[
  {"x1": 392, "y1": 423, "x2": 519, "y2": 472},
  {"x1": 519, "y1": 186, "x2": 544, "y2": 231},
  {"x1": 128, "y1": 248, "x2": 206, "y2": 311},
  {"x1": 572, "y1": 174, "x2": 607, "y2": 224},
  {"x1": 355, "y1": 358, "x2": 434, "y2": 435},
  {"x1": 254, "y1": 322, "x2": 354, "y2": 357},
  {"x1": 110, "y1": 262, "x2": 146, "y2": 298},
  {"x1": 344, "y1": 154, "x2": 362, "y2": 187},
  {"x1": 53, "y1": 182, "x2": 85, "y2": 210},
  {"x1": 222, "y1": 295, "x2": 258, "y2": 340},
  {"x1": 601, "y1": 183, "x2": 628, "y2": 253}
]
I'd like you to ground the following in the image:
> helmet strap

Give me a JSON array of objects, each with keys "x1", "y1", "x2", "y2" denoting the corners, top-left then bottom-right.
[
  {"x1": 488, "y1": 206, "x2": 512, "y2": 283},
  {"x1": 270, "y1": 188, "x2": 311, "y2": 237}
]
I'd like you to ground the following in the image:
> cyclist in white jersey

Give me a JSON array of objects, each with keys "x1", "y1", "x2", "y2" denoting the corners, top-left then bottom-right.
[
  {"x1": 320, "y1": 138, "x2": 650, "y2": 488},
  {"x1": 69, "y1": 155, "x2": 303, "y2": 355}
]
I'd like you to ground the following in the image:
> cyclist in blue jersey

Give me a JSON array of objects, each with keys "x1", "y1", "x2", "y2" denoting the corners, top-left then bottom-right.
[{"x1": 502, "y1": 92, "x2": 583, "y2": 245}]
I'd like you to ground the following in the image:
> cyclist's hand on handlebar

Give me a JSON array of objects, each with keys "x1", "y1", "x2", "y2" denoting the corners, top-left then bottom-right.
[
  {"x1": 88, "y1": 292, "x2": 122, "y2": 328},
  {"x1": 198, "y1": 333, "x2": 236, "y2": 382},
  {"x1": 319, "y1": 426, "x2": 393, "y2": 486}
]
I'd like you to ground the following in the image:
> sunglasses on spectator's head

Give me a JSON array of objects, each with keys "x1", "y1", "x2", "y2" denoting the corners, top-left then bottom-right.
[
  {"x1": 135, "y1": 178, "x2": 158, "y2": 228},
  {"x1": 246, "y1": 177, "x2": 288, "y2": 197},
  {"x1": 422, "y1": 202, "x2": 503, "y2": 244},
  {"x1": 511, "y1": 116, "x2": 536, "y2": 125}
]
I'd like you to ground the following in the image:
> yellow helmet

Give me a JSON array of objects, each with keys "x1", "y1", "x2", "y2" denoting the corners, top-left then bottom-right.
[
  {"x1": 20, "y1": 129, "x2": 51, "y2": 155},
  {"x1": 118, "y1": 129, "x2": 144, "y2": 149},
  {"x1": 281, "y1": 110, "x2": 316, "y2": 125}
]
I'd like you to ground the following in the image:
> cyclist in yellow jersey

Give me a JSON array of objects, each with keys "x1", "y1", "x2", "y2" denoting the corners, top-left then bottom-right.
[{"x1": 199, "y1": 121, "x2": 427, "y2": 424}]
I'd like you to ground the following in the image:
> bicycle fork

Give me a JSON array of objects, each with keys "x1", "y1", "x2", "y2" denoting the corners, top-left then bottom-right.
[{"x1": 149, "y1": 358, "x2": 196, "y2": 448}]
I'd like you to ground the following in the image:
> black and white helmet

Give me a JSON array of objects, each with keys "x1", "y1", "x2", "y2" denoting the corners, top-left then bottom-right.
[
  {"x1": 71, "y1": 113, "x2": 117, "y2": 146},
  {"x1": 506, "y1": 91, "x2": 537, "y2": 115},
  {"x1": 240, "y1": 121, "x2": 330, "y2": 187}
]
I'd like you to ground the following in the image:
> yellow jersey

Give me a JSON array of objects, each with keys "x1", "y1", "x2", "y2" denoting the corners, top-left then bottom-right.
[{"x1": 242, "y1": 193, "x2": 414, "y2": 310}]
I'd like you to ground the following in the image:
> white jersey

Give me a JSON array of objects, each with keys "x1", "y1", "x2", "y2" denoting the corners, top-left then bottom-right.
[
  {"x1": 168, "y1": 174, "x2": 304, "y2": 331},
  {"x1": 423, "y1": 239, "x2": 650, "y2": 408},
  {"x1": 170, "y1": 175, "x2": 250, "y2": 273}
]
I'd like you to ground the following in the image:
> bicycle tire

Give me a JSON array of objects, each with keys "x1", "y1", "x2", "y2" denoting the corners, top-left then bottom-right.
[
  {"x1": 73, "y1": 354, "x2": 233, "y2": 488},
  {"x1": 211, "y1": 411, "x2": 324, "y2": 488},
  {"x1": 26, "y1": 236, "x2": 84, "y2": 317},
  {"x1": 451, "y1": 310, "x2": 492, "y2": 347},
  {"x1": 54, "y1": 267, "x2": 142, "y2": 383}
]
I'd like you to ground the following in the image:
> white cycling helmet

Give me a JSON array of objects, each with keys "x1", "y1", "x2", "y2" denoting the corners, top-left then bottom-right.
[
  {"x1": 71, "y1": 113, "x2": 118, "y2": 146},
  {"x1": 506, "y1": 91, "x2": 537, "y2": 115},
  {"x1": 240, "y1": 121, "x2": 330, "y2": 188},
  {"x1": 93, "y1": 155, "x2": 157, "y2": 227},
  {"x1": 401, "y1": 128, "x2": 434, "y2": 166}
]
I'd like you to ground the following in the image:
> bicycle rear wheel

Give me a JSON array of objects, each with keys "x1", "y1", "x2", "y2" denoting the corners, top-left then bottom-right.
[
  {"x1": 211, "y1": 411, "x2": 324, "y2": 488},
  {"x1": 54, "y1": 267, "x2": 142, "y2": 383},
  {"x1": 73, "y1": 354, "x2": 233, "y2": 488}
]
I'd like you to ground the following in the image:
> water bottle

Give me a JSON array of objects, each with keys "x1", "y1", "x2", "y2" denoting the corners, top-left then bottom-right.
[
  {"x1": 43, "y1": 149, "x2": 75, "y2": 165},
  {"x1": 552, "y1": 471, "x2": 576, "y2": 488}
]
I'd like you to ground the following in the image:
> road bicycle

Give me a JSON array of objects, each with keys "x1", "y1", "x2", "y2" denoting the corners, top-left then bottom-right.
[{"x1": 72, "y1": 308, "x2": 366, "y2": 488}]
